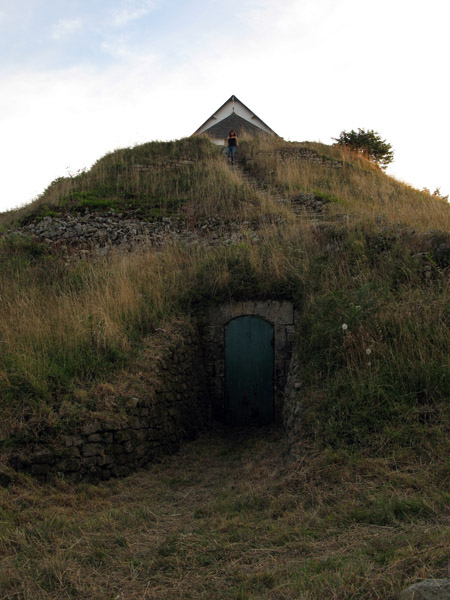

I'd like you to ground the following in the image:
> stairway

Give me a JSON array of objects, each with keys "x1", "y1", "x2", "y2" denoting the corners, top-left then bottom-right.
[{"x1": 227, "y1": 158, "x2": 325, "y2": 222}]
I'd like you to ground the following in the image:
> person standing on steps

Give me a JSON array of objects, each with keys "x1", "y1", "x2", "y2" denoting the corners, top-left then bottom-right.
[{"x1": 226, "y1": 130, "x2": 238, "y2": 164}]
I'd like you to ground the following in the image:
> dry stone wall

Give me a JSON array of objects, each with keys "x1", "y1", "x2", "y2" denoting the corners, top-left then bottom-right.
[
  {"x1": 248, "y1": 147, "x2": 344, "y2": 170},
  {"x1": 9, "y1": 213, "x2": 259, "y2": 257},
  {"x1": 7, "y1": 323, "x2": 209, "y2": 482}
]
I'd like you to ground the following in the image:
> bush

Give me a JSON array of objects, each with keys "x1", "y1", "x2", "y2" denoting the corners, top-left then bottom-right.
[{"x1": 333, "y1": 128, "x2": 394, "y2": 169}]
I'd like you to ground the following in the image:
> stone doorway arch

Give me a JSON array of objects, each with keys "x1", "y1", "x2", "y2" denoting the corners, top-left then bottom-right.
[{"x1": 203, "y1": 301, "x2": 297, "y2": 424}]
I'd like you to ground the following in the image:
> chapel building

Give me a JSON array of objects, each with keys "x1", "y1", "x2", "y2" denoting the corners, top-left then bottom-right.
[{"x1": 192, "y1": 95, "x2": 278, "y2": 145}]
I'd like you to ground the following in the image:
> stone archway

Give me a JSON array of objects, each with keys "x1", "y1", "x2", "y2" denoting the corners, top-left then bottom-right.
[{"x1": 203, "y1": 301, "x2": 297, "y2": 424}]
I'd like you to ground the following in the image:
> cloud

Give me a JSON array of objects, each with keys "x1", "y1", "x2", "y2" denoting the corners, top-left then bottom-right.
[
  {"x1": 111, "y1": 0, "x2": 158, "y2": 27},
  {"x1": 50, "y1": 17, "x2": 84, "y2": 41}
]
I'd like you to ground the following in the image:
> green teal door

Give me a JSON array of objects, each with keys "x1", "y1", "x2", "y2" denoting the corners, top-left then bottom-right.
[{"x1": 225, "y1": 316, "x2": 274, "y2": 425}]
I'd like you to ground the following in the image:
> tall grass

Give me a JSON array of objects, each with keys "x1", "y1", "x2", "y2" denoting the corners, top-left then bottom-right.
[
  {"x1": 241, "y1": 137, "x2": 450, "y2": 232},
  {"x1": 0, "y1": 137, "x2": 265, "y2": 225},
  {"x1": 0, "y1": 228, "x2": 309, "y2": 441}
]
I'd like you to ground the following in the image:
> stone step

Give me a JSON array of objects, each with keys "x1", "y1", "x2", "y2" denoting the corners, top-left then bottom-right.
[{"x1": 228, "y1": 160, "x2": 328, "y2": 222}]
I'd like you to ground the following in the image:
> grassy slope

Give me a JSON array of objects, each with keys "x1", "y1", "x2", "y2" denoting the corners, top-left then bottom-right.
[{"x1": 1, "y1": 136, "x2": 449, "y2": 598}]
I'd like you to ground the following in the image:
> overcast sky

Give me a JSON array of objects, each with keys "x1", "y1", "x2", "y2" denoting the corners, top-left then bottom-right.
[{"x1": 1, "y1": 0, "x2": 449, "y2": 213}]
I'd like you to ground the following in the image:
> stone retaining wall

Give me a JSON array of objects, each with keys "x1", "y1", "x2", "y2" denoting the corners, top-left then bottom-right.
[
  {"x1": 250, "y1": 147, "x2": 344, "y2": 169},
  {"x1": 7, "y1": 213, "x2": 257, "y2": 257},
  {"x1": 7, "y1": 323, "x2": 209, "y2": 482}
]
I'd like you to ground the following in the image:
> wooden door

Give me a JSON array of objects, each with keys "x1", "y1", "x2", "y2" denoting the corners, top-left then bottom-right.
[{"x1": 225, "y1": 316, "x2": 274, "y2": 425}]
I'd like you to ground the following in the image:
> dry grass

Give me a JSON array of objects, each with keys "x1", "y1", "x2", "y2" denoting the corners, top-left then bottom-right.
[
  {"x1": 242, "y1": 138, "x2": 450, "y2": 232},
  {"x1": 0, "y1": 137, "x2": 288, "y2": 227},
  {"x1": 0, "y1": 223, "x2": 309, "y2": 440},
  {"x1": 1, "y1": 430, "x2": 449, "y2": 599}
]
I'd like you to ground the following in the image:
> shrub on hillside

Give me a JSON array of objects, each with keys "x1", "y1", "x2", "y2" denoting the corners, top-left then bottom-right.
[{"x1": 333, "y1": 128, "x2": 394, "y2": 169}]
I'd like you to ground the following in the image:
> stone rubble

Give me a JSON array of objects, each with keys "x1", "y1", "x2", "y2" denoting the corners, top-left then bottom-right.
[{"x1": 6, "y1": 211, "x2": 263, "y2": 257}]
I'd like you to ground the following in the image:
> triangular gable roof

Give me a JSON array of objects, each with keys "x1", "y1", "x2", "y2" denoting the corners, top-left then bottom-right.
[{"x1": 193, "y1": 95, "x2": 278, "y2": 138}]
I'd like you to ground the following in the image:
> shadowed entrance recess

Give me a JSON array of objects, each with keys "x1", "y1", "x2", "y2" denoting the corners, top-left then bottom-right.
[
  {"x1": 204, "y1": 301, "x2": 296, "y2": 423},
  {"x1": 225, "y1": 316, "x2": 274, "y2": 425}
]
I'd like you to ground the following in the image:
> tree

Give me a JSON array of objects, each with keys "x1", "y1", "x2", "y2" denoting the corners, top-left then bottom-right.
[{"x1": 333, "y1": 128, "x2": 394, "y2": 169}]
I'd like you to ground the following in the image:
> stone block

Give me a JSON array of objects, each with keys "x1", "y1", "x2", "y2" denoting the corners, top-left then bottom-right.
[
  {"x1": 55, "y1": 458, "x2": 81, "y2": 472},
  {"x1": 128, "y1": 417, "x2": 142, "y2": 430},
  {"x1": 112, "y1": 443, "x2": 125, "y2": 455},
  {"x1": 230, "y1": 302, "x2": 244, "y2": 318},
  {"x1": 133, "y1": 429, "x2": 146, "y2": 442},
  {"x1": 207, "y1": 305, "x2": 232, "y2": 326},
  {"x1": 96, "y1": 454, "x2": 113, "y2": 467},
  {"x1": 88, "y1": 433, "x2": 103, "y2": 443},
  {"x1": 101, "y1": 416, "x2": 124, "y2": 431},
  {"x1": 123, "y1": 441, "x2": 134, "y2": 454},
  {"x1": 215, "y1": 360, "x2": 225, "y2": 377},
  {"x1": 134, "y1": 444, "x2": 147, "y2": 458},
  {"x1": 255, "y1": 302, "x2": 269, "y2": 318},
  {"x1": 205, "y1": 345, "x2": 224, "y2": 360},
  {"x1": 205, "y1": 361, "x2": 215, "y2": 376},
  {"x1": 111, "y1": 465, "x2": 131, "y2": 478},
  {"x1": 275, "y1": 362, "x2": 285, "y2": 378},
  {"x1": 286, "y1": 325, "x2": 297, "y2": 341},
  {"x1": 64, "y1": 436, "x2": 84, "y2": 447},
  {"x1": 114, "y1": 430, "x2": 131, "y2": 443},
  {"x1": 100, "y1": 469, "x2": 111, "y2": 480},
  {"x1": 31, "y1": 450, "x2": 55, "y2": 464},
  {"x1": 275, "y1": 326, "x2": 287, "y2": 345},
  {"x1": 125, "y1": 397, "x2": 140, "y2": 411},
  {"x1": 241, "y1": 301, "x2": 256, "y2": 315},
  {"x1": 266, "y1": 302, "x2": 280, "y2": 323},
  {"x1": 81, "y1": 422, "x2": 102, "y2": 436},
  {"x1": 101, "y1": 432, "x2": 113, "y2": 444},
  {"x1": 399, "y1": 579, "x2": 450, "y2": 600},
  {"x1": 81, "y1": 443, "x2": 104, "y2": 458},
  {"x1": 278, "y1": 302, "x2": 294, "y2": 324},
  {"x1": 115, "y1": 453, "x2": 129, "y2": 466}
]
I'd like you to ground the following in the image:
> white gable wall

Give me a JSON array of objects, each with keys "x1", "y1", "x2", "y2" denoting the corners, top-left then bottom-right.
[{"x1": 195, "y1": 97, "x2": 274, "y2": 136}]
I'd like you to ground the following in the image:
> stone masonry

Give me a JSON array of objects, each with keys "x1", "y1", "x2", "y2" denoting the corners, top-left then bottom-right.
[
  {"x1": 202, "y1": 301, "x2": 297, "y2": 423},
  {"x1": 7, "y1": 323, "x2": 209, "y2": 482}
]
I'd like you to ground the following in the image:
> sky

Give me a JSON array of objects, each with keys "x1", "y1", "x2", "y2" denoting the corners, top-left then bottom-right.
[{"x1": 0, "y1": 0, "x2": 449, "y2": 213}]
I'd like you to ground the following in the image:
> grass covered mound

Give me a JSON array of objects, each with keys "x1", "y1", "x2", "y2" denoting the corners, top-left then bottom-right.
[
  {"x1": 1, "y1": 136, "x2": 449, "y2": 455},
  {"x1": 1, "y1": 135, "x2": 449, "y2": 599}
]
